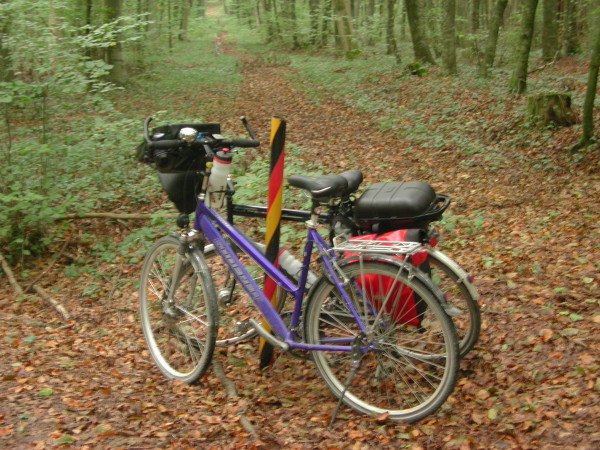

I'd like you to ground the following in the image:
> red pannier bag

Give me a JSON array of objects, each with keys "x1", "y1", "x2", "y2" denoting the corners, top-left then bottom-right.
[{"x1": 349, "y1": 230, "x2": 421, "y2": 326}]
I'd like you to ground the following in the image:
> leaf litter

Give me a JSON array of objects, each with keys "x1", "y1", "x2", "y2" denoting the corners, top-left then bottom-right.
[{"x1": 0, "y1": 36, "x2": 599, "y2": 450}]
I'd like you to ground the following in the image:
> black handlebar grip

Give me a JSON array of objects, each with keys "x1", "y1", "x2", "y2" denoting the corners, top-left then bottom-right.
[
  {"x1": 222, "y1": 139, "x2": 260, "y2": 148},
  {"x1": 148, "y1": 139, "x2": 181, "y2": 150}
]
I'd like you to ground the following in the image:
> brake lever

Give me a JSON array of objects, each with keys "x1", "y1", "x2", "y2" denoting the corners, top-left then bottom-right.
[{"x1": 240, "y1": 116, "x2": 257, "y2": 140}]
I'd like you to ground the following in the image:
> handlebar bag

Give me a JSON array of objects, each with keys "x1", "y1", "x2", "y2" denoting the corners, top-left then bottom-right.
[
  {"x1": 146, "y1": 122, "x2": 222, "y2": 173},
  {"x1": 157, "y1": 171, "x2": 202, "y2": 214}
]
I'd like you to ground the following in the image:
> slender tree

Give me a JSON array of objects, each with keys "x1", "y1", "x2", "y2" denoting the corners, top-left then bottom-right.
[
  {"x1": 404, "y1": 0, "x2": 435, "y2": 63},
  {"x1": 508, "y1": 0, "x2": 538, "y2": 94},
  {"x1": 0, "y1": 0, "x2": 14, "y2": 82},
  {"x1": 385, "y1": 0, "x2": 401, "y2": 64},
  {"x1": 333, "y1": 0, "x2": 359, "y2": 58},
  {"x1": 480, "y1": 0, "x2": 508, "y2": 77},
  {"x1": 562, "y1": 0, "x2": 579, "y2": 55},
  {"x1": 105, "y1": 0, "x2": 126, "y2": 85},
  {"x1": 288, "y1": 0, "x2": 301, "y2": 49},
  {"x1": 572, "y1": 14, "x2": 600, "y2": 151},
  {"x1": 442, "y1": 0, "x2": 457, "y2": 75},
  {"x1": 179, "y1": 0, "x2": 192, "y2": 41},
  {"x1": 198, "y1": 0, "x2": 206, "y2": 17},
  {"x1": 309, "y1": 0, "x2": 321, "y2": 46},
  {"x1": 471, "y1": 0, "x2": 481, "y2": 33},
  {"x1": 542, "y1": 0, "x2": 559, "y2": 62},
  {"x1": 321, "y1": 0, "x2": 333, "y2": 47}
]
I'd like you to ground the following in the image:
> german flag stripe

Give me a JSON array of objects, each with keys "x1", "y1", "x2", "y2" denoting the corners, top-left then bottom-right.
[{"x1": 259, "y1": 117, "x2": 286, "y2": 364}]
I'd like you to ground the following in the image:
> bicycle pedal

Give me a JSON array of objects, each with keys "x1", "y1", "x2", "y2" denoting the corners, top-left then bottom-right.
[{"x1": 235, "y1": 319, "x2": 253, "y2": 336}]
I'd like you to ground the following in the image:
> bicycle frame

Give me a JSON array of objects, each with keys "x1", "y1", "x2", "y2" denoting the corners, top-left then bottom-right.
[{"x1": 193, "y1": 199, "x2": 366, "y2": 352}]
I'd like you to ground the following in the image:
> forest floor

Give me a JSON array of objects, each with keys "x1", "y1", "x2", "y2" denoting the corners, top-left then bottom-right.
[{"x1": 1, "y1": 15, "x2": 600, "y2": 450}]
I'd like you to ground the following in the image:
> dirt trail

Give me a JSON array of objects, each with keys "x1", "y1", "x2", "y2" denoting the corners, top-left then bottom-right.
[{"x1": 1, "y1": 28, "x2": 599, "y2": 450}]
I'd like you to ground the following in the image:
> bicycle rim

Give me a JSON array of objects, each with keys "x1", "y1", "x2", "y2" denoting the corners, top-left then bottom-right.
[{"x1": 305, "y1": 259, "x2": 458, "y2": 422}]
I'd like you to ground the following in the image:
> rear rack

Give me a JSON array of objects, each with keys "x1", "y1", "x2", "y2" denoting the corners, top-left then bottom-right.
[{"x1": 332, "y1": 240, "x2": 422, "y2": 255}]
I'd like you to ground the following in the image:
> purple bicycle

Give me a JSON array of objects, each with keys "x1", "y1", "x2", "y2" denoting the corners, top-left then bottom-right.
[{"x1": 136, "y1": 118, "x2": 459, "y2": 422}]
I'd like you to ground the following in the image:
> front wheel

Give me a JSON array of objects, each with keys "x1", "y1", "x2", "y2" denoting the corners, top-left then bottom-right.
[
  {"x1": 139, "y1": 235, "x2": 218, "y2": 384},
  {"x1": 304, "y1": 259, "x2": 458, "y2": 422}
]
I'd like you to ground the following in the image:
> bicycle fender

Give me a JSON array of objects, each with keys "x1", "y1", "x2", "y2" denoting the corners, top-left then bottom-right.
[{"x1": 427, "y1": 248, "x2": 480, "y2": 301}]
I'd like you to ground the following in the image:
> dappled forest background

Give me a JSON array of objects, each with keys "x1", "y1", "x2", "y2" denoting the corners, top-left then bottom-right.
[{"x1": 0, "y1": 0, "x2": 599, "y2": 448}]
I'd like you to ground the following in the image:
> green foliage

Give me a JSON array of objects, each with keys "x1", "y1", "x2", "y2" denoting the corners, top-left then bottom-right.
[
  {"x1": 405, "y1": 62, "x2": 428, "y2": 77},
  {"x1": 0, "y1": 1, "x2": 159, "y2": 262}
]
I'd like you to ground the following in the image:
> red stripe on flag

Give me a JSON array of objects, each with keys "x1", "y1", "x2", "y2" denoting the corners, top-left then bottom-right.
[{"x1": 267, "y1": 153, "x2": 284, "y2": 206}]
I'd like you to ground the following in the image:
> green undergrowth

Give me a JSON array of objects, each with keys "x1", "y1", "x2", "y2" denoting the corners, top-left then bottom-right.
[
  {"x1": 0, "y1": 12, "x2": 242, "y2": 287},
  {"x1": 126, "y1": 15, "x2": 241, "y2": 119},
  {"x1": 228, "y1": 17, "x2": 588, "y2": 172}
]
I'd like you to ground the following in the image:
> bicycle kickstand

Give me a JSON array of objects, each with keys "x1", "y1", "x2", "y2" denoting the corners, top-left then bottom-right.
[{"x1": 328, "y1": 332, "x2": 365, "y2": 429}]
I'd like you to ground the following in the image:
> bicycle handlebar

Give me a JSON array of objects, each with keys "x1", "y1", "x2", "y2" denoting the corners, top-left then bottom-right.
[
  {"x1": 148, "y1": 139, "x2": 181, "y2": 150},
  {"x1": 221, "y1": 138, "x2": 260, "y2": 148},
  {"x1": 147, "y1": 137, "x2": 260, "y2": 150},
  {"x1": 144, "y1": 115, "x2": 260, "y2": 150}
]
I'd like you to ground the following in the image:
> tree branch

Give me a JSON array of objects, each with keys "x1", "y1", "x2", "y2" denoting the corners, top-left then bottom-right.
[
  {"x1": 57, "y1": 212, "x2": 154, "y2": 220},
  {"x1": 0, "y1": 253, "x2": 24, "y2": 296},
  {"x1": 32, "y1": 285, "x2": 70, "y2": 322},
  {"x1": 212, "y1": 358, "x2": 259, "y2": 439}
]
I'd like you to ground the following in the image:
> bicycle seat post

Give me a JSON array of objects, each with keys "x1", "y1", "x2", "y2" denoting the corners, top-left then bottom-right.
[{"x1": 308, "y1": 200, "x2": 322, "y2": 229}]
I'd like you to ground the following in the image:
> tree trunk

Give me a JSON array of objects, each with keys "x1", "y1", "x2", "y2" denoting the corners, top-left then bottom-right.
[
  {"x1": 385, "y1": 0, "x2": 401, "y2": 64},
  {"x1": 542, "y1": 0, "x2": 559, "y2": 62},
  {"x1": 527, "y1": 93, "x2": 576, "y2": 127},
  {"x1": 480, "y1": 0, "x2": 508, "y2": 76},
  {"x1": 321, "y1": 0, "x2": 333, "y2": 47},
  {"x1": 442, "y1": 0, "x2": 457, "y2": 75},
  {"x1": 333, "y1": 0, "x2": 359, "y2": 58},
  {"x1": 105, "y1": 0, "x2": 126, "y2": 85},
  {"x1": 198, "y1": 0, "x2": 206, "y2": 17},
  {"x1": 0, "y1": 2, "x2": 13, "y2": 82},
  {"x1": 562, "y1": 0, "x2": 579, "y2": 56},
  {"x1": 167, "y1": 0, "x2": 174, "y2": 50},
  {"x1": 289, "y1": 0, "x2": 300, "y2": 49},
  {"x1": 179, "y1": 0, "x2": 192, "y2": 41},
  {"x1": 508, "y1": 0, "x2": 538, "y2": 94},
  {"x1": 471, "y1": 0, "x2": 480, "y2": 33},
  {"x1": 309, "y1": 0, "x2": 321, "y2": 46},
  {"x1": 572, "y1": 16, "x2": 600, "y2": 151},
  {"x1": 404, "y1": 0, "x2": 435, "y2": 64},
  {"x1": 147, "y1": 0, "x2": 157, "y2": 38}
]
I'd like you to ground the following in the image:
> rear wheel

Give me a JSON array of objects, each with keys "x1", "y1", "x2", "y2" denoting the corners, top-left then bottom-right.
[
  {"x1": 305, "y1": 259, "x2": 458, "y2": 422},
  {"x1": 139, "y1": 235, "x2": 217, "y2": 383},
  {"x1": 427, "y1": 249, "x2": 481, "y2": 357}
]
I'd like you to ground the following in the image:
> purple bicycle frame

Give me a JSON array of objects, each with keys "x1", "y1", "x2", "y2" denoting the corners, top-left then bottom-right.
[{"x1": 193, "y1": 200, "x2": 367, "y2": 352}]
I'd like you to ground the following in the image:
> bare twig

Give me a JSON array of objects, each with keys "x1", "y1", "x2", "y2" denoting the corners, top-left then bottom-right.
[
  {"x1": 0, "y1": 253, "x2": 24, "y2": 296},
  {"x1": 32, "y1": 285, "x2": 70, "y2": 321},
  {"x1": 212, "y1": 359, "x2": 259, "y2": 438},
  {"x1": 57, "y1": 212, "x2": 153, "y2": 221},
  {"x1": 528, "y1": 53, "x2": 559, "y2": 75}
]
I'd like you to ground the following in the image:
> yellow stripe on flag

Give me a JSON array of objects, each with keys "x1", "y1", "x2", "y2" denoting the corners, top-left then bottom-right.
[{"x1": 265, "y1": 188, "x2": 283, "y2": 244}]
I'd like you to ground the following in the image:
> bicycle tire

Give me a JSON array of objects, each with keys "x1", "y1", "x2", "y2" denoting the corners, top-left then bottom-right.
[
  {"x1": 139, "y1": 235, "x2": 218, "y2": 383},
  {"x1": 427, "y1": 248, "x2": 481, "y2": 358},
  {"x1": 304, "y1": 259, "x2": 458, "y2": 422}
]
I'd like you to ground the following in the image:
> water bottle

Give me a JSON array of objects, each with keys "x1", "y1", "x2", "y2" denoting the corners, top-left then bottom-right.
[
  {"x1": 278, "y1": 248, "x2": 317, "y2": 288},
  {"x1": 207, "y1": 150, "x2": 232, "y2": 209}
]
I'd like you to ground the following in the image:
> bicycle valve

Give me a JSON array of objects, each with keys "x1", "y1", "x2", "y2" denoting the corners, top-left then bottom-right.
[{"x1": 179, "y1": 127, "x2": 198, "y2": 143}]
